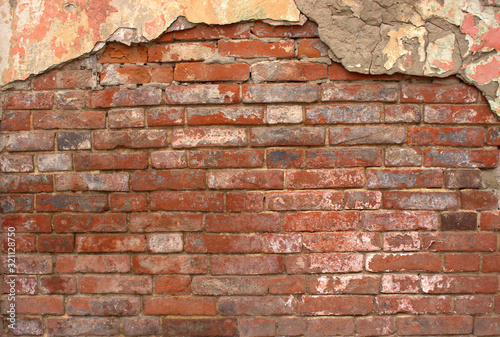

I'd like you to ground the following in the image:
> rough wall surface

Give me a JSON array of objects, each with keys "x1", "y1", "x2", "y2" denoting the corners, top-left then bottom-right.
[{"x1": 1, "y1": 20, "x2": 500, "y2": 336}]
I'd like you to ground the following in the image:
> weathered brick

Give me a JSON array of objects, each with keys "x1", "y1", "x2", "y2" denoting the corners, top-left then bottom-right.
[
  {"x1": 0, "y1": 154, "x2": 33, "y2": 173},
  {"x1": 376, "y1": 295, "x2": 452, "y2": 314},
  {"x1": 5, "y1": 296, "x2": 63, "y2": 315},
  {"x1": 148, "y1": 42, "x2": 216, "y2": 62},
  {"x1": 381, "y1": 274, "x2": 420, "y2": 293},
  {"x1": 206, "y1": 213, "x2": 280, "y2": 232},
  {"x1": 150, "y1": 192, "x2": 223, "y2": 212},
  {"x1": 57, "y1": 131, "x2": 91, "y2": 150},
  {"x1": 286, "y1": 168, "x2": 365, "y2": 189},
  {"x1": 186, "y1": 234, "x2": 260, "y2": 253},
  {"x1": 225, "y1": 192, "x2": 264, "y2": 213},
  {"x1": 220, "y1": 296, "x2": 294, "y2": 315},
  {"x1": 2, "y1": 255, "x2": 52, "y2": 274},
  {"x1": 303, "y1": 232, "x2": 381, "y2": 252},
  {"x1": 251, "y1": 61, "x2": 327, "y2": 82},
  {"x1": 345, "y1": 190, "x2": 382, "y2": 210},
  {"x1": 267, "y1": 105, "x2": 303, "y2": 124},
  {"x1": 487, "y1": 126, "x2": 500, "y2": 144},
  {"x1": 408, "y1": 126, "x2": 485, "y2": 146},
  {"x1": 100, "y1": 65, "x2": 173, "y2": 85},
  {"x1": 305, "y1": 104, "x2": 382, "y2": 124},
  {"x1": 80, "y1": 275, "x2": 152, "y2": 294},
  {"x1": 297, "y1": 38, "x2": 329, "y2": 58},
  {"x1": 37, "y1": 194, "x2": 108, "y2": 212},
  {"x1": 33, "y1": 111, "x2": 105, "y2": 129},
  {"x1": 239, "y1": 318, "x2": 276, "y2": 337},
  {"x1": 123, "y1": 318, "x2": 161, "y2": 336},
  {"x1": 444, "y1": 169, "x2": 482, "y2": 188},
  {"x1": 422, "y1": 232, "x2": 496, "y2": 251},
  {"x1": 424, "y1": 148, "x2": 499, "y2": 168},
  {"x1": 175, "y1": 22, "x2": 251, "y2": 40},
  {"x1": 357, "y1": 317, "x2": 395, "y2": 337},
  {"x1": 171, "y1": 128, "x2": 247, "y2": 148},
  {"x1": 3, "y1": 92, "x2": 54, "y2": 110},
  {"x1": 385, "y1": 104, "x2": 421, "y2": 123},
  {"x1": 75, "y1": 152, "x2": 148, "y2": 171},
  {"x1": 0, "y1": 175, "x2": 53, "y2": 193},
  {"x1": 0, "y1": 195, "x2": 34, "y2": 213},
  {"x1": 38, "y1": 234, "x2": 74, "y2": 252},
  {"x1": 441, "y1": 212, "x2": 477, "y2": 230},
  {"x1": 98, "y1": 44, "x2": 147, "y2": 63},
  {"x1": 162, "y1": 319, "x2": 237, "y2": 337},
  {"x1": 421, "y1": 275, "x2": 497, "y2": 294},
  {"x1": 130, "y1": 212, "x2": 203, "y2": 232},
  {"x1": 263, "y1": 233, "x2": 302, "y2": 253},
  {"x1": 269, "y1": 275, "x2": 306, "y2": 294},
  {"x1": 251, "y1": 127, "x2": 325, "y2": 146},
  {"x1": 55, "y1": 255, "x2": 129, "y2": 273},
  {"x1": 298, "y1": 295, "x2": 372, "y2": 316},
  {"x1": 219, "y1": 39, "x2": 295, "y2": 58},
  {"x1": 2, "y1": 233, "x2": 35, "y2": 252},
  {"x1": 461, "y1": 190, "x2": 498, "y2": 210},
  {"x1": 243, "y1": 83, "x2": 318, "y2": 103},
  {"x1": 48, "y1": 318, "x2": 120, "y2": 336},
  {"x1": 266, "y1": 190, "x2": 343, "y2": 211},
  {"x1": 8, "y1": 317, "x2": 43, "y2": 336},
  {"x1": 147, "y1": 233, "x2": 183, "y2": 253},
  {"x1": 284, "y1": 212, "x2": 359, "y2": 232},
  {"x1": 0, "y1": 111, "x2": 30, "y2": 131},
  {"x1": 54, "y1": 213, "x2": 126, "y2": 232},
  {"x1": 383, "y1": 232, "x2": 420, "y2": 251},
  {"x1": 309, "y1": 275, "x2": 379, "y2": 294},
  {"x1": 2, "y1": 275, "x2": 37, "y2": 294},
  {"x1": 253, "y1": 20, "x2": 318, "y2": 37},
  {"x1": 208, "y1": 170, "x2": 284, "y2": 189},
  {"x1": 286, "y1": 253, "x2": 363, "y2": 274},
  {"x1": 67, "y1": 296, "x2": 140, "y2": 315},
  {"x1": 444, "y1": 253, "x2": 481, "y2": 272},
  {"x1": 366, "y1": 253, "x2": 441, "y2": 272},
  {"x1": 38, "y1": 153, "x2": 73, "y2": 171},
  {"x1": 175, "y1": 62, "x2": 250, "y2": 81},
  {"x1": 165, "y1": 84, "x2": 240, "y2": 104},
  {"x1": 188, "y1": 107, "x2": 263, "y2": 125},
  {"x1": 96, "y1": 129, "x2": 167, "y2": 149},
  {"x1": 385, "y1": 148, "x2": 422, "y2": 166},
  {"x1": 363, "y1": 211, "x2": 439, "y2": 231},
  {"x1": 110, "y1": 193, "x2": 147, "y2": 212},
  {"x1": 89, "y1": 87, "x2": 162, "y2": 108},
  {"x1": 329, "y1": 126, "x2": 406, "y2": 145},
  {"x1": 321, "y1": 83, "x2": 399, "y2": 102},
  {"x1": 190, "y1": 149, "x2": 263, "y2": 168},
  {"x1": 481, "y1": 211, "x2": 500, "y2": 230},
  {"x1": 147, "y1": 107, "x2": 184, "y2": 126},
  {"x1": 455, "y1": 296, "x2": 492, "y2": 315},
  {"x1": 267, "y1": 149, "x2": 304, "y2": 168},
  {"x1": 1, "y1": 133, "x2": 54, "y2": 151},
  {"x1": 108, "y1": 108, "x2": 145, "y2": 128},
  {"x1": 329, "y1": 62, "x2": 405, "y2": 81},
  {"x1": 131, "y1": 170, "x2": 205, "y2": 191},
  {"x1": 475, "y1": 317, "x2": 500, "y2": 336},
  {"x1": 401, "y1": 83, "x2": 478, "y2": 103},
  {"x1": 54, "y1": 91, "x2": 86, "y2": 110},
  {"x1": 151, "y1": 150, "x2": 187, "y2": 169},
  {"x1": 383, "y1": 191, "x2": 459, "y2": 210},
  {"x1": 40, "y1": 275, "x2": 76, "y2": 294},
  {"x1": 306, "y1": 148, "x2": 382, "y2": 167},
  {"x1": 55, "y1": 173, "x2": 129, "y2": 191},
  {"x1": 424, "y1": 104, "x2": 500, "y2": 123},
  {"x1": 75, "y1": 234, "x2": 143, "y2": 253},
  {"x1": 144, "y1": 296, "x2": 216, "y2": 315},
  {"x1": 192, "y1": 276, "x2": 267, "y2": 296},
  {"x1": 211, "y1": 255, "x2": 283, "y2": 275},
  {"x1": 155, "y1": 275, "x2": 191, "y2": 295},
  {"x1": 366, "y1": 169, "x2": 443, "y2": 189}
]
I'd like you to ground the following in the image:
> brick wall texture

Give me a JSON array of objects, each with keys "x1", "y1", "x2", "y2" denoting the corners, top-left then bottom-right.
[{"x1": 1, "y1": 20, "x2": 500, "y2": 336}]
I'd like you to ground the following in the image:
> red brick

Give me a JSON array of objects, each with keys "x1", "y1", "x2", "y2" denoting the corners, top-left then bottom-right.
[
  {"x1": 277, "y1": 317, "x2": 307, "y2": 336},
  {"x1": 366, "y1": 253, "x2": 441, "y2": 272},
  {"x1": 211, "y1": 255, "x2": 283, "y2": 275},
  {"x1": 269, "y1": 275, "x2": 306, "y2": 294},
  {"x1": 303, "y1": 232, "x2": 381, "y2": 252},
  {"x1": 132, "y1": 255, "x2": 207, "y2": 274},
  {"x1": 0, "y1": 111, "x2": 30, "y2": 130},
  {"x1": 55, "y1": 213, "x2": 126, "y2": 232},
  {"x1": 190, "y1": 149, "x2": 263, "y2": 169},
  {"x1": 251, "y1": 127, "x2": 325, "y2": 146},
  {"x1": 208, "y1": 170, "x2": 284, "y2": 189},
  {"x1": 1, "y1": 132, "x2": 54, "y2": 151},
  {"x1": 267, "y1": 149, "x2": 304, "y2": 168},
  {"x1": 345, "y1": 190, "x2": 382, "y2": 210},
  {"x1": 286, "y1": 168, "x2": 365, "y2": 189},
  {"x1": 67, "y1": 296, "x2": 140, "y2": 315},
  {"x1": 37, "y1": 194, "x2": 108, "y2": 212},
  {"x1": 357, "y1": 317, "x2": 395, "y2": 336},
  {"x1": 385, "y1": 104, "x2": 421, "y2": 123},
  {"x1": 424, "y1": 104, "x2": 500, "y2": 124},
  {"x1": 383, "y1": 191, "x2": 459, "y2": 210},
  {"x1": 226, "y1": 192, "x2": 264, "y2": 212},
  {"x1": 40, "y1": 276, "x2": 76, "y2": 294},
  {"x1": 2, "y1": 233, "x2": 35, "y2": 252},
  {"x1": 251, "y1": 61, "x2": 327, "y2": 82},
  {"x1": 38, "y1": 234, "x2": 73, "y2": 252},
  {"x1": 206, "y1": 213, "x2": 280, "y2": 232},
  {"x1": 55, "y1": 255, "x2": 129, "y2": 273},
  {"x1": 219, "y1": 296, "x2": 294, "y2": 316},
  {"x1": 297, "y1": 38, "x2": 329, "y2": 58},
  {"x1": 2, "y1": 276, "x2": 37, "y2": 295},
  {"x1": 131, "y1": 170, "x2": 205, "y2": 191},
  {"x1": 155, "y1": 31, "x2": 174, "y2": 41},
  {"x1": 175, "y1": 62, "x2": 250, "y2": 81},
  {"x1": 329, "y1": 125, "x2": 406, "y2": 145},
  {"x1": 0, "y1": 214, "x2": 51, "y2": 233},
  {"x1": 424, "y1": 148, "x2": 499, "y2": 168},
  {"x1": 401, "y1": 83, "x2": 478, "y2": 103},
  {"x1": 151, "y1": 150, "x2": 187, "y2": 169},
  {"x1": 175, "y1": 22, "x2": 251, "y2": 40},
  {"x1": 55, "y1": 173, "x2": 128, "y2": 191},
  {"x1": 253, "y1": 20, "x2": 318, "y2": 37},
  {"x1": 48, "y1": 318, "x2": 119, "y2": 336},
  {"x1": 155, "y1": 275, "x2": 191, "y2": 295},
  {"x1": 130, "y1": 212, "x2": 202, "y2": 232},
  {"x1": 441, "y1": 211, "x2": 477, "y2": 230},
  {"x1": 94, "y1": 129, "x2": 168, "y2": 149},
  {"x1": 2, "y1": 255, "x2": 52, "y2": 274},
  {"x1": 321, "y1": 83, "x2": 399, "y2": 102},
  {"x1": 162, "y1": 318, "x2": 237, "y2": 337},
  {"x1": 3, "y1": 92, "x2": 54, "y2": 110},
  {"x1": 243, "y1": 83, "x2": 318, "y2": 103},
  {"x1": 383, "y1": 232, "x2": 420, "y2": 251},
  {"x1": 55, "y1": 90, "x2": 86, "y2": 110},
  {"x1": 306, "y1": 105, "x2": 382, "y2": 124},
  {"x1": 284, "y1": 211, "x2": 359, "y2": 232},
  {"x1": 483, "y1": 254, "x2": 500, "y2": 272},
  {"x1": 76, "y1": 234, "x2": 144, "y2": 253},
  {"x1": 110, "y1": 193, "x2": 147, "y2": 212},
  {"x1": 8, "y1": 317, "x2": 43, "y2": 336},
  {"x1": 298, "y1": 295, "x2": 372, "y2": 316},
  {"x1": 171, "y1": 128, "x2": 247, "y2": 148},
  {"x1": 219, "y1": 39, "x2": 294, "y2": 58},
  {"x1": 186, "y1": 234, "x2": 260, "y2": 253},
  {"x1": 148, "y1": 42, "x2": 216, "y2": 62},
  {"x1": 363, "y1": 211, "x2": 439, "y2": 231},
  {"x1": 123, "y1": 318, "x2": 161, "y2": 336},
  {"x1": 33, "y1": 70, "x2": 92, "y2": 89},
  {"x1": 239, "y1": 317, "x2": 275, "y2": 337},
  {"x1": 0, "y1": 195, "x2": 33, "y2": 213},
  {"x1": 5, "y1": 296, "x2": 63, "y2": 315},
  {"x1": 376, "y1": 295, "x2": 452, "y2": 314},
  {"x1": 445, "y1": 169, "x2": 482, "y2": 188},
  {"x1": 74, "y1": 152, "x2": 148, "y2": 171},
  {"x1": 0, "y1": 154, "x2": 33, "y2": 173},
  {"x1": 0, "y1": 175, "x2": 53, "y2": 193},
  {"x1": 309, "y1": 275, "x2": 379, "y2": 294},
  {"x1": 286, "y1": 253, "x2": 363, "y2": 273},
  {"x1": 98, "y1": 44, "x2": 147, "y2": 63},
  {"x1": 100, "y1": 65, "x2": 173, "y2": 85},
  {"x1": 444, "y1": 253, "x2": 481, "y2": 272},
  {"x1": 192, "y1": 276, "x2": 268, "y2": 295},
  {"x1": 165, "y1": 84, "x2": 240, "y2": 104},
  {"x1": 147, "y1": 107, "x2": 184, "y2": 126},
  {"x1": 267, "y1": 190, "x2": 343, "y2": 211},
  {"x1": 150, "y1": 192, "x2": 223, "y2": 212},
  {"x1": 263, "y1": 233, "x2": 302, "y2": 253},
  {"x1": 80, "y1": 275, "x2": 152, "y2": 294},
  {"x1": 487, "y1": 126, "x2": 500, "y2": 144},
  {"x1": 89, "y1": 87, "x2": 162, "y2": 108},
  {"x1": 188, "y1": 107, "x2": 263, "y2": 125},
  {"x1": 367, "y1": 168, "x2": 443, "y2": 189},
  {"x1": 461, "y1": 190, "x2": 498, "y2": 210},
  {"x1": 408, "y1": 126, "x2": 485, "y2": 146},
  {"x1": 481, "y1": 211, "x2": 500, "y2": 230},
  {"x1": 422, "y1": 275, "x2": 498, "y2": 293},
  {"x1": 475, "y1": 317, "x2": 500, "y2": 335},
  {"x1": 328, "y1": 62, "x2": 405, "y2": 81},
  {"x1": 381, "y1": 274, "x2": 420, "y2": 293},
  {"x1": 144, "y1": 296, "x2": 216, "y2": 315},
  {"x1": 108, "y1": 108, "x2": 145, "y2": 128}
]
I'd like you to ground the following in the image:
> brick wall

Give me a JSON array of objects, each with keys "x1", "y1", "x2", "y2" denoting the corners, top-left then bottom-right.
[{"x1": 1, "y1": 20, "x2": 500, "y2": 336}]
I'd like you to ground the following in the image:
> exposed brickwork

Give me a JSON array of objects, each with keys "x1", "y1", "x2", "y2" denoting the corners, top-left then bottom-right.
[{"x1": 1, "y1": 20, "x2": 500, "y2": 336}]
